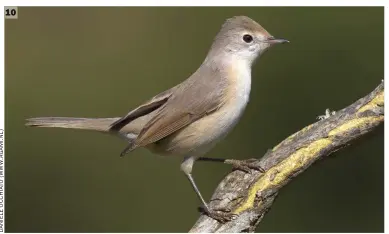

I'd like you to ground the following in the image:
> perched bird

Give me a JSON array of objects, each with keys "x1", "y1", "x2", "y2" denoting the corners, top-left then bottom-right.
[{"x1": 26, "y1": 16, "x2": 288, "y2": 222}]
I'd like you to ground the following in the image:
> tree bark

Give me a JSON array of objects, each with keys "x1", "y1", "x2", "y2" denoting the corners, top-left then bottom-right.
[{"x1": 190, "y1": 82, "x2": 384, "y2": 233}]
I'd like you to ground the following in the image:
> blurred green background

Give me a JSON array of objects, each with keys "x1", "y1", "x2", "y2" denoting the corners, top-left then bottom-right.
[{"x1": 5, "y1": 7, "x2": 383, "y2": 232}]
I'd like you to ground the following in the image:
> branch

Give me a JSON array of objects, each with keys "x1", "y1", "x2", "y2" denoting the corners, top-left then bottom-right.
[{"x1": 190, "y1": 82, "x2": 384, "y2": 233}]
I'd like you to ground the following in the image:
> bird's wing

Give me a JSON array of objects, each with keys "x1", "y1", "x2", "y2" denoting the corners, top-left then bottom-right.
[
  {"x1": 131, "y1": 69, "x2": 228, "y2": 151},
  {"x1": 133, "y1": 99, "x2": 221, "y2": 148},
  {"x1": 109, "y1": 89, "x2": 173, "y2": 131}
]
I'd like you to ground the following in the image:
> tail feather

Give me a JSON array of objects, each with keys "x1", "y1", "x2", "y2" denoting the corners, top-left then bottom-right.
[{"x1": 25, "y1": 117, "x2": 120, "y2": 132}]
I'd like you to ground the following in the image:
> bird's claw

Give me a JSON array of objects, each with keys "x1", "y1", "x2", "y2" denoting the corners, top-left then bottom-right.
[
  {"x1": 198, "y1": 206, "x2": 238, "y2": 223},
  {"x1": 228, "y1": 158, "x2": 265, "y2": 173}
]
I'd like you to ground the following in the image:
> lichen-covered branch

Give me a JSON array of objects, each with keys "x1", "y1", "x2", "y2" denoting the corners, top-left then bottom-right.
[{"x1": 190, "y1": 82, "x2": 384, "y2": 233}]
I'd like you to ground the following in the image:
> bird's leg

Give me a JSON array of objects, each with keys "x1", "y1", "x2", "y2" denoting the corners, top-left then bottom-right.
[
  {"x1": 181, "y1": 156, "x2": 237, "y2": 223},
  {"x1": 197, "y1": 157, "x2": 265, "y2": 173}
]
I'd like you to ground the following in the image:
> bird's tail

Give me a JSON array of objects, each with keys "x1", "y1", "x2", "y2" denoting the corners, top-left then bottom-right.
[{"x1": 25, "y1": 117, "x2": 120, "y2": 132}]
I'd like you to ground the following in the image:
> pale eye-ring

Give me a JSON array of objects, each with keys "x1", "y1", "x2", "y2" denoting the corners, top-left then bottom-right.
[{"x1": 243, "y1": 34, "x2": 253, "y2": 43}]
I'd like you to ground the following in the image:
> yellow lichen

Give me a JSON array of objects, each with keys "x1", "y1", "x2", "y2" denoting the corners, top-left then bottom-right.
[
  {"x1": 238, "y1": 90, "x2": 383, "y2": 214},
  {"x1": 358, "y1": 91, "x2": 384, "y2": 113},
  {"x1": 273, "y1": 124, "x2": 314, "y2": 151},
  {"x1": 329, "y1": 116, "x2": 383, "y2": 136},
  {"x1": 234, "y1": 139, "x2": 332, "y2": 214}
]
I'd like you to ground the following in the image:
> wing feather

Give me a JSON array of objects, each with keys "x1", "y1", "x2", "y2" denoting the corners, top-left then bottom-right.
[
  {"x1": 120, "y1": 63, "x2": 229, "y2": 155},
  {"x1": 109, "y1": 90, "x2": 172, "y2": 131},
  {"x1": 135, "y1": 113, "x2": 195, "y2": 147}
]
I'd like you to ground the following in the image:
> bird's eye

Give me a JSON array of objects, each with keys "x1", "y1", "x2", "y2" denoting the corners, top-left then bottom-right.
[{"x1": 243, "y1": 34, "x2": 253, "y2": 43}]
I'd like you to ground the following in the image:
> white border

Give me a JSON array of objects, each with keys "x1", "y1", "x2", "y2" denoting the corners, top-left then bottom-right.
[
  {"x1": 384, "y1": 5, "x2": 388, "y2": 234},
  {"x1": 0, "y1": 3, "x2": 386, "y2": 234},
  {"x1": 1, "y1": 1, "x2": 388, "y2": 6},
  {"x1": 0, "y1": 3, "x2": 4, "y2": 234}
]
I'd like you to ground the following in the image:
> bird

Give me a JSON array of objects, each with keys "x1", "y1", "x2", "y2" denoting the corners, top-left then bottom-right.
[{"x1": 26, "y1": 15, "x2": 288, "y2": 222}]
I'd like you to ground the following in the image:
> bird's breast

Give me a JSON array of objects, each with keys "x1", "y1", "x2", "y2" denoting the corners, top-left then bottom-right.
[{"x1": 150, "y1": 63, "x2": 252, "y2": 157}]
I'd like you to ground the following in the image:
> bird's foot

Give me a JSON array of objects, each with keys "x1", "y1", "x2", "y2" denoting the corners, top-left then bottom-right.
[
  {"x1": 198, "y1": 206, "x2": 238, "y2": 223},
  {"x1": 226, "y1": 158, "x2": 265, "y2": 173}
]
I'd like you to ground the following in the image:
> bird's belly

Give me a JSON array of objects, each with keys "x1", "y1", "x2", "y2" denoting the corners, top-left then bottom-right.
[{"x1": 148, "y1": 97, "x2": 249, "y2": 157}]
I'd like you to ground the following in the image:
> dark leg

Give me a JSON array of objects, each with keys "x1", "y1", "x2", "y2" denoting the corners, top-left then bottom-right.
[
  {"x1": 197, "y1": 157, "x2": 265, "y2": 173},
  {"x1": 181, "y1": 156, "x2": 237, "y2": 223}
]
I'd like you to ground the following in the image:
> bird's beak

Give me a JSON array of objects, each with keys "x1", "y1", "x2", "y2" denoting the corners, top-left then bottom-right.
[{"x1": 266, "y1": 36, "x2": 289, "y2": 44}]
